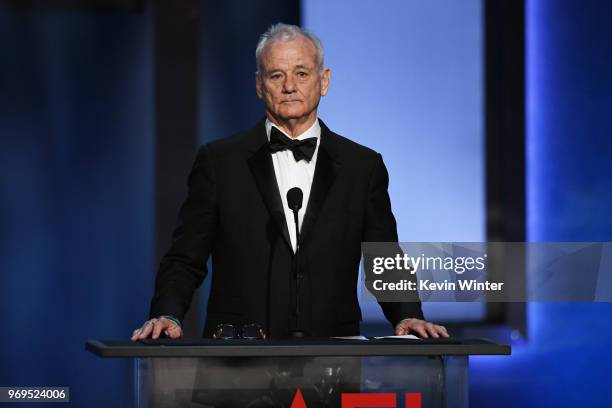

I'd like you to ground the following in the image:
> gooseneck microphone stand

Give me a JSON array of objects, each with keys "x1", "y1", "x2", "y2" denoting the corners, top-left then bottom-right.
[{"x1": 287, "y1": 187, "x2": 305, "y2": 338}]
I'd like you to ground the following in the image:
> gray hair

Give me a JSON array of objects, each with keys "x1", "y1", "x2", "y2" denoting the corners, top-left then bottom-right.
[{"x1": 255, "y1": 23, "x2": 325, "y2": 74}]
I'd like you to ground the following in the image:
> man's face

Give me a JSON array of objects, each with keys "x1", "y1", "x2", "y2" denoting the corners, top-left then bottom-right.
[{"x1": 256, "y1": 36, "x2": 330, "y2": 125}]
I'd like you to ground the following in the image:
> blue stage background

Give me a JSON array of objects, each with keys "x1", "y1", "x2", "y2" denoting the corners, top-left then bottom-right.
[
  {"x1": 470, "y1": 1, "x2": 612, "y2": 406},
  {"x1": 0, "y1": 10, "x2": 154, "y2": 407}
]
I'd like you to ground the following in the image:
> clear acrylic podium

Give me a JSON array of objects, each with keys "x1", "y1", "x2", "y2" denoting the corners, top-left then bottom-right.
[{"x1": 86, "y1": 338, "x2": 509, "y2": 408}]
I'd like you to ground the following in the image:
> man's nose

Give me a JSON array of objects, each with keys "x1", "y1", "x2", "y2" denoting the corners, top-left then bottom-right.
[{"x1": 282, "y1": 77, "x2": 296, "y2": 93}]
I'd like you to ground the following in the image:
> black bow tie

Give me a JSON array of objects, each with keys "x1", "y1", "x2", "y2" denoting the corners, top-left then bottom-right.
[{"x1": 268, "y1": 126, "x2": 318, "y2": 162}]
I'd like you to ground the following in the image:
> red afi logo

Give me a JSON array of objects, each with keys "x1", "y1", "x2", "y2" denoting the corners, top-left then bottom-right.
[{"x1": 290, "y1": 388, "x2": 422, "y2": 408}]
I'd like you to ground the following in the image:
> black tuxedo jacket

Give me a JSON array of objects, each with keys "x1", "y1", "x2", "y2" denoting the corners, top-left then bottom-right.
[{"x1": 149, "y1": 119, "x2": 423, "y2": 338}]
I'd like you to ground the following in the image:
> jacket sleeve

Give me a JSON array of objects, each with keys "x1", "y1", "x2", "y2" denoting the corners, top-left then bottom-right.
[
  {"x1": 149, "y1": 145, "x2": 217, "y2": 323},
  {"x1": 362, "y1": 153, "x2": 424, "y2": 328}
]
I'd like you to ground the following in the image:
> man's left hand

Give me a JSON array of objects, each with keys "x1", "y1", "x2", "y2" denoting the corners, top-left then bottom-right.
[{"x1": 395, "y1": 318, "x2": 449, "y2": 338}]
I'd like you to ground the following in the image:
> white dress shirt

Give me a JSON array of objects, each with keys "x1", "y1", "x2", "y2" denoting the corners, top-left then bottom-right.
[{"x1": 265, "y1": 118, "x2": 321, "y2": 253}]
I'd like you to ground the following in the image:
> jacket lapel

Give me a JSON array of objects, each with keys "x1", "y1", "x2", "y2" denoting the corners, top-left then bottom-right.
[
  {"x1": 247, "y1": 125, "x2": 292, "y2": 250},
  {"x1": 300, "y1": 121, "x2": 341, "y2": 246}
]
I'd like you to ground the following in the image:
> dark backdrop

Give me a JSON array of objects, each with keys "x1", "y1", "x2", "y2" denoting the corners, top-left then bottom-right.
[
  {"x1": 470, "y1": 1, "x2": 612, "y2": 406},
  {"x1": 0, "y1": 9, "x2": 154, "y2": 407},
  {"x1": 0, "y1": 1, "x2": 299, "y2": 406}
]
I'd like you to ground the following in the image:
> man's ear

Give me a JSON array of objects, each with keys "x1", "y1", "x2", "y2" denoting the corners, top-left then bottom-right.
[
  {"x1": 320, "y1": 68, "x2": 331, "y2": 96},
  {"x1": 255, "y1": 73, "x2": 263, "y2": 99}
]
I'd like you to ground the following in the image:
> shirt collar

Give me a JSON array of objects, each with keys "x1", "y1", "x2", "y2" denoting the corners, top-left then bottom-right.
[{"x1": 265, "y1": 118, "x2": 321, "y2": 142}]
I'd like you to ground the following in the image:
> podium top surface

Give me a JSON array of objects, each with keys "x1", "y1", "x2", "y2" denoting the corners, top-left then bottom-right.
[{"x1": 86, "y1": 338, "x2": 511, "y2": 358}]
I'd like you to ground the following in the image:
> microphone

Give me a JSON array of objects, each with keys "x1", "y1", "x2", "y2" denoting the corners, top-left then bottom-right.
[
  {"x1": 286, "y1": 187, "x2": 303, "y2": 250},
  {"x1": 287, "y1": 187, "x2": 303, "y2": 213},
  {"x1": 286, "y1": 187, "x2": 305, "y2": 337}
]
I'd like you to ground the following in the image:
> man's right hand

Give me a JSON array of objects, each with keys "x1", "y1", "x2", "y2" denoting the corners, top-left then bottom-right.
[{"x1": 131, "y1": 317, "x2": 183, "y2": 341}]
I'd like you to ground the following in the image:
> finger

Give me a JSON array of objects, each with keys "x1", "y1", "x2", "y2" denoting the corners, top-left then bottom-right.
[
  {"x1": 437, "y1": 325, "x2": 450, "y2": 337},
  {"x1": 167, "y1": 326, "x2": 183, "y2": 339},
  {"x1": 425, "y1": 322, "x2": 440, "y2": 338},
  {"x1": 131, "y1": 328, "x2": 142, "y2": 341},
  {"x1": 138, "y1": 321, "x2": 154, "y2": 339},
  {"x1": 152, "y1": 321, "x2": 166, "y2": 339},
  {"x1": 395, "y1": 319, "x2": 415, "y2": 335},
  {"x1": 155, "y1": 319, "x2": 176, "y2": 338},
  {"x1": 412, "y1": 323, "x2": 429, "y2": 338},
  {"x1": 428, "y1": 324, "x2": 448, "y2": 338},
  {"x1": 163, "y1": 323, "x2": 176, "y2": 338}
]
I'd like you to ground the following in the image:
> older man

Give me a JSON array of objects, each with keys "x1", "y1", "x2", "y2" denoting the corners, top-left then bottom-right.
[{"x1": 132, "y1": 23, "x2": 448, "y2": 341}]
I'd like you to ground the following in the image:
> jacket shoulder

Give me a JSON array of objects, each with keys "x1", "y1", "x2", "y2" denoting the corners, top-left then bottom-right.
[
  {"x1": 326, "y1": 129, "x2": 383, "y2": 166},
  {"x1": 333, "y1": 132, "x2": 378, "y2": 154}
]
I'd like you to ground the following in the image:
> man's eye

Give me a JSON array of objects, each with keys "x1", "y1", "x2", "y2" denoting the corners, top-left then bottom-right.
[
  {"x1": 270, "y1": 74, "x2": 282, "y2": 80},
  {"x1": 297, "y1": 72, "x2": 308, "y2": 78}
]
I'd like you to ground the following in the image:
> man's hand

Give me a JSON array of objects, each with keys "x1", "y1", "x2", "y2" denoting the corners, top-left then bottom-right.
[
  {"x1": 131, "y1": 317, "x2": 183, "y2": 341},
  {"x1": 395, "y1": 318, "x2": 449, "y2": 338}
]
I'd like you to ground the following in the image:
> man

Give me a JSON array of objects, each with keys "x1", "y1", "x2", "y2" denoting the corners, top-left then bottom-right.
[{"x1": 132, "y1": 23, "x2": 448, "y2": 341}]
